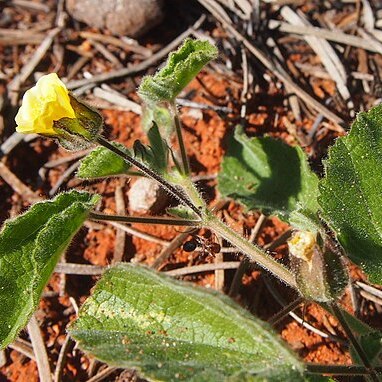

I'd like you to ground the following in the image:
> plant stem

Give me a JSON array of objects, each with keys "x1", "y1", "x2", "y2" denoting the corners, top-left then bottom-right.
[
  {"x1": 89, "y1": 211, "x2": 200, "y2": 227},
  {"x1": 204, "y1": 211, "x2": 297, "y2": 289},
  {"x1": 173, "y1": 173, "x2": 205, "y2": 209},
  {"x1": 268, "y1": 296, "x2": 305, "y2": 326},
  {"x1": 171, "y1": 176, "x2": 297, "y2": 288},
  {"x1": 330, "y1": 302, "x2": 380, "y2": 382},
  {"x1": 169, "y1": 102, "x2": 190, "y2": 175},
  {"x1": 97, "y1": 137, "x2": 200, "y2": 217},
  {"x1": 306, "y1": 363, "x2": 382, "y2": 376},
  {"x1": 99, "y1": 137, "x2": 296, "y2": 288}
]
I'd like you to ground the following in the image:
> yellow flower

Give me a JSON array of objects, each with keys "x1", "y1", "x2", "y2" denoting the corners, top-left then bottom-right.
[
  {"x1": 14, "y1": 73, "x2": 103, "y2": 150},
  {"x1": 15, "y1": 73, "x2": 75, "y2": 135}
]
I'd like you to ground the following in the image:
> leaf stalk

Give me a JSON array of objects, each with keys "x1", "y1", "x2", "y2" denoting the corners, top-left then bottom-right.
[
  {"x1": 98, "y1": 137, "x2": 297, "y2": 289},
  {"x1": 97, "y1": 136, "x2": 201, "y2": 217},
  {"x1": 306, "y1": 363, "x2": 382, "y2": 376},
  {"x1": 89, "y1": 211, "x2": 201, "y2": 227},
  {"x1": 204, "y1": 210, "x2": 297, "y2": 289},
  {"x1": 169, "y1": 102, "x2": 190, "y2": 176},
  {"x1": 173, "y1": 176, "x2": 297, "y2": 289},
  {"x1": 329, "y1": 302, "x2": 380, "y2": 382}
]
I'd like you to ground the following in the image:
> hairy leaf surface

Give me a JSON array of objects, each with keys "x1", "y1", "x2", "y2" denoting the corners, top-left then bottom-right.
[
  {"x1": 218, "y1": 126, "x2": 319, "y2": 231},
  {"x1": 138, "y1": 38, "x2": 218, "y2": 103},
  {"x1": 70, "y1": 263, "x2": 305, "y2": 381},
  {"x1": 77, "y1": 142, "x2": 131, "y2": 179},
  {"x1": 147, "y1": 122, "x2": 168, "y2": 173},
  {"x1": 0, "y1": 191, "x2": 98, "y2": 348},
  {"x1": 319, "y1": 104, "x2": 382, "y2": 283}
]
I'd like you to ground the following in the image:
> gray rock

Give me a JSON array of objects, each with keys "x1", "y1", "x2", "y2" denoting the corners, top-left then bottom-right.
[
  {"x1": 128, "y1": 177, "x2": 168, "y2": 214},
  {"x1": 66, "y1": 0, "x2": 164, "y2": 37}
]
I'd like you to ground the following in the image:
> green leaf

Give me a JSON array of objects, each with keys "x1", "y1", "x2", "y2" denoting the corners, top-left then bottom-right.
[
  {"x1": 70, "y1": 263, "x2": 305, "y2": 382},
  {"x1": 0, "y1": 191, "x2": 99, "y2": 348},
  {"x1": 319, "y1": 104, "x2": 382, "y2": 283},
  {"x1": 333, "y1": 307, "x2": 382, "y2": 368},
  {"x1": 167, "y1": 205, "x2": 198, "y2": 220},
  {"x1": 133, "y1": 123, "x2": 169, "y2": 174},
  {"x1": 77, "y1": 142, "x2": 131, "y2": 179},
  {"x1": 138, "y1": 38, "x2": 218, "y2": 103},
  {"x1": 54, "y1": 94, "x2": 104, "y2": 150},
  {"x1": 352, "y1": 331, "x2": 382, "y2": 367},
  {"x1": 218, "y1": 126, "x2": 320, "y2": 231},
  {"x1": 147, "y1": 123, "x2": 168, "y2": 173},
  {"x1": 142, "y1": 103, "x2": 173, "y2": 139}
]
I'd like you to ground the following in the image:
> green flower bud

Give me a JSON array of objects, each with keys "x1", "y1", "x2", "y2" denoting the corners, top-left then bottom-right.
[
  {"x1": 53, "y1": 94, "x2": 103, "y2": 150},
  {"x1": 288, "y1": 231, "x2": 349, "y2": 302}
]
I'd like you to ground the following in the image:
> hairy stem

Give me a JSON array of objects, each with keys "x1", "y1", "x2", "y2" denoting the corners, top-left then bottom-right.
[
  {"x1": 89, "y1": 211, "x2": 201, "y2": 227},
  {"x1": 306, "y1": 363, "x2": 382, "y2": 376},
  {"x1": 99, "y1": 137, "x2": 296, "y2": 288},
  {"x1": 268, "y1": 297, "x2": 305, "y2": 326},
  {"x1": 205, "y1": 211, "x2": 297, "y2": 289},
  {"x1": 97, "y1": 137, "x2": 200, "y2": 217},
  {"x1": 172, "y1": 176, "x2": 297, "y2": 288},
  {"x1": 330, "y1": 302, "x2": 380, "y2": 382},
  {"x1": 172, "y1": 173, "x2": 205, "y2": 209},
  {"x1": 169, "y1": 102, "x2": 190, "y2": 175}
]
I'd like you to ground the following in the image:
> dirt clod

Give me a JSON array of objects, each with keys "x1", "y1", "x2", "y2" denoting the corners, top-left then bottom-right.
[{"x1": 66, "y1": 0, "x2": 164, "y2": 36}]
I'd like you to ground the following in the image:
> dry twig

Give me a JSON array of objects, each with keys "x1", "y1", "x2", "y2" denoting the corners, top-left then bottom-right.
[
  {"x1": 53, "y1": 336, "x2": 73, "y2": 382},
  {"x1": 198, "y1": 0, "x2": 344, "y2": 124},
  {"x1": 229, "y1": 214, "x2": 266, "y2": 297},
  {"x1": 8, "y1": 339, "x2": 35, "y2": 361},
  {"x1": 93, "y1": 87, "x2": 142, "y2": 114},
  {"x1": 8, "y1": 28, "x2": 61, "y2": 105},
  {"x1": 109, "y1": 221, "x2": 169, "y2": 246},
  {"x1": 152, "y1": 230, "x2": 193, "y2": 269},
  {"x1": 49, "y1": 161, "x2": 80, "y2": 196},
  {"x1": 79, "y1": 31, "x2": 152, "y2": 57},
  {"x1": 0, "y1": 162, "x2": 43, "y2": 203},
  {"x1": 268, "y1": 20, "x2": 382, "y2": 54},
  {"x1": 55, "y1": 263, "x2": 105, "y2": 275},
  {"x1": 86, "y1": 366, "x2": 118, "y2": 382},
  {"x1": 1, "y1": 132, "x2": 37, "y2": 155},
  {"x1": 88, "y1": 39, "x2": 123, "y2": 68},
  {"x1": 27, "y1": 315, "x2": 52, "y2": 382},
  {"x1": 280, "y1": 7, "x2": 352, "y2": 110},
  {"x1": 0, "y1": 29, "x2": 45, "y2": 45},
  {"x1": 66, "y1": 15, "x2": 206, "y2": 89},
  {"x1": 113, "y1": 186, "x2": 127, "y2": 263},
  {"x1": 165, "y1": 261, "x2": 240, "y2": 276}
]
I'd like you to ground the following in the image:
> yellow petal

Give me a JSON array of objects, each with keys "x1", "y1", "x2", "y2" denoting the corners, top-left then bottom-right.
[
  {"x1": 15, "y1": 73, "x2": 75, "y2": 135},
  {"x1": 288, "y1": 230, "x2": 316, "y2": 263}
]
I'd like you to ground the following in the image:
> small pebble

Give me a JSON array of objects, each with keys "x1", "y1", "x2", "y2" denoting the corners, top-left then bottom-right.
[{"x1": 128, "y1": 177, "x2": 168, "y2": 214}]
